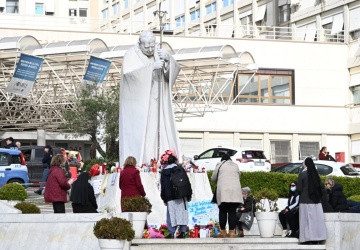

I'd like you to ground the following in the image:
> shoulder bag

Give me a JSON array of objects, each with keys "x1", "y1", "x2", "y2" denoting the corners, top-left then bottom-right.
[
  {"x1": 211, "y1": 161, "x2": 226, "y2": 204},
  {"x1": 239, "y1": 199, "x2": 254, "y2": 231}
]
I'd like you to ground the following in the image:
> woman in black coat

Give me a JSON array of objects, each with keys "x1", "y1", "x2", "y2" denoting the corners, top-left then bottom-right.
[
  {"x1": 70, "y1": 172, "x2": 98, "y2": 213},
  {"x1": 279, "y1": 181, "x2": 300, "y2": 238},
  {"x1": 325, "y1": 178, "x2": 349, "y2": 212}
]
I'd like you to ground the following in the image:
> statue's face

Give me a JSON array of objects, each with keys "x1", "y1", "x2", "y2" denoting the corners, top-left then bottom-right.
[{"x1": 139, "y1": 37, "x2": 156, "y2": 57}]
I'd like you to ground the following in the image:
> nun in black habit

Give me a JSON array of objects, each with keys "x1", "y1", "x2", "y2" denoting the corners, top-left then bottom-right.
[
  {"x1": 297, "y1": 157, "x2": 327, "y2": 244},
  {"x1": 70, "y1": 172, "x2": 98, "y2": 213}
]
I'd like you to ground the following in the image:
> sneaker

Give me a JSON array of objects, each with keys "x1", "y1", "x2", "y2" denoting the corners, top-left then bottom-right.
[
  {"x1": 34, "y1": 190, "x2": 42, "y2": 195},
  {"x1": 282, "y1": 230, "x2": 289, "y2": 237}
]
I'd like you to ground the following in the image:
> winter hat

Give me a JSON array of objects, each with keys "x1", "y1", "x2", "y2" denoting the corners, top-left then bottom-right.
[
  {"x1": 5, "y1": 137, "x2": 14, "y2": 142},
  {"x1": 44, "y1": 145, "x2": 52, "y2": 150},
  {"x1": 221, "y1": 153, "x2": 231, "y2": 161}
]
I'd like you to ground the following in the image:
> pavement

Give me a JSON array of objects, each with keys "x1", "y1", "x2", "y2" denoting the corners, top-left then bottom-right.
[{"x1": 25, "y1": 186, "x2": 73, "y2": 213}]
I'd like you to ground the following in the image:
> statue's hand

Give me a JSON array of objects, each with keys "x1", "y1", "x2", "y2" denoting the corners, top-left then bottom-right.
[
  {"x1": 153, "y1": 60, "x2": 164, "y2": 70},
  {"x1": 157, "y1": 49, "x2": 170, "y2": 62}
]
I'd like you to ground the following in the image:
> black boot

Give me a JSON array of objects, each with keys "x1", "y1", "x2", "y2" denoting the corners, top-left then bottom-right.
[
  {"x1": 177, "y1": 232, "x2": 185, "y2": 238},
  {"x1": 34, "y1": 189, "x2": 42, "y2": 195},
  {"x1": 165, "y1": 233, "x2": 174, "y2": 239}
]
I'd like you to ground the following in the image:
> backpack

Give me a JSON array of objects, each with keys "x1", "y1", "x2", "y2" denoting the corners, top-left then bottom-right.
[{"x1": 170, "y1": 166, "x2": 192, "y2": 200}]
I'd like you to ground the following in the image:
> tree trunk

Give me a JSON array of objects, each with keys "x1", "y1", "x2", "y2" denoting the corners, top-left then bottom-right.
[{"x1": 90, "y1": 134, "x2": 106, "y2": 159}]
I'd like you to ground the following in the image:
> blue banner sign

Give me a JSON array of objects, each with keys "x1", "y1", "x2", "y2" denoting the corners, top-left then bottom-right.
[
  {"x1": 83, "y1": 56, "x2": 111, "y2": 84},
  {"x1": 5, "y1": 53, "x2": 43, "y2": 96}
]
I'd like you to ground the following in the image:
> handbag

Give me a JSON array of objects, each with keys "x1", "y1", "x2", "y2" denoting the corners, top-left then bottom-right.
[
  {"x1": 238, "y1": 199, "x2": 254, "y2": 231},
  {"x1": 211, "y1": 161, "x2": 226, "y2": 204}
]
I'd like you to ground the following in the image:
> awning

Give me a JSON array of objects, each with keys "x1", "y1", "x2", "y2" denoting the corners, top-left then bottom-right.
[
  {"x1": 350, "y1": 73, "x2": 360, "y2": 87},
  {"x1": 278, "y1": 0, "x2": 288, "y2": 6},
  {"x1": 45, "y1": 0, "x2": 55, "y2": 13},
  {"x1": 255, "y1": 5, "x2": 267, "y2": 22},
  {"x1": 305, "y1": 23, "x2": 316, "y2": 41},
  {"x1": 331, "y1": 14, "x2": 343, "y2": 35},
  {"x1": 239, "y1": 9, "x2": 252, "y2": 19},
  {"x1": 349, "y1": 7, "x2": 360, "y2": 32},
  {"x1": 322, "y1": 16, "x2": 333, "y2": 26}
]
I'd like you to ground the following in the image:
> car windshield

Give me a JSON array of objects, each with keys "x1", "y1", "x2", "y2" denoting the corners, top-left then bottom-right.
[
  {"x1": 340, "y1": 164, "x2": 360, "y2": 176},
  {"x1": 242, "y1": 150, "x2": 266, "y2": 159}
]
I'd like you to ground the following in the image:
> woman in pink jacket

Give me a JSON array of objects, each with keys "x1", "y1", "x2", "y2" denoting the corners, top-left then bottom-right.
[{"x1": 44, "y1": 154, "x2": 73, "y2": 213}]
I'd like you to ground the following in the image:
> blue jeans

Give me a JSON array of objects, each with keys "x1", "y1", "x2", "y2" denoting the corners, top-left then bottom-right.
[
  {"x1": 166, "y1": 208, "x2": 187, "y2": 234},
  {"x1": 39, "y1": 167, "x2": 49, "y2": 190}
]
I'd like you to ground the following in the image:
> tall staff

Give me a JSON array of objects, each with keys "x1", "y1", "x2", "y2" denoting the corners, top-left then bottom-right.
[{"x1": 153, "y1": 3, "x2": 167, "y2": 162}]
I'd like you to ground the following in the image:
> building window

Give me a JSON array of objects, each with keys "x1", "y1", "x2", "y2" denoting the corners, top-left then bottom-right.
[
  {"x1": 175, "y1": 15, "x2": 185, "y2": 27},
  {"x1": 205, "y1": 2, "x2": 216, "y2": 14},
  {"x1": 69, "y1": 9, "x2": 77, "y2": 17},
  {"x1": 240, "y1": 139, "x2": 262, "y2": 149},
  {"x1": 279, "y1": 4, "x2": 290, "y2": 23},
  {"x1": 299, "y1": 142, "x2": 319, "y2": 160},
  {"x1": 190, "y1": 9, "x2": 200, "y2": 21},
  {"x1": 222, "y1": 0, "x2": 233, "y2": 7},
  {"x1": 124, "y1": 0, "x2": 128, "y2": 9},
  {"x1": 35, "y1": 3, "x2": 44, "y2": 15},
  {"x1": 112, "y1": 3, "x2": 119, "y2": 15},
  {"x1": 350, "y1": 29, "x2": 360, "y2": 41},
  {"x1": 102, "y1": 8, "x2": 108, "y2": 19},
  {"x1": 79, "y1": 8, "x2": 87, "y2": 17},
  {"x1": 236, "y1": 69, "x2": 294, "y2": 105},
  {"x1": 270, "y1": 140, "x2": 291, "y2": 164},
  {"x1": 352, "y1": 86, "x2": 360, "y2": 104},
  {"x1": 6, "y1": 0, "x2": 19, "y2": 14}
]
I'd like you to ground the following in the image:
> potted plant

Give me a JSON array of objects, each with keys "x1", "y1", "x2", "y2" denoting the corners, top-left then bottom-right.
[
  {"x1": 253, "y1": 188, "x2": 279, "y2": 238},
  {"x1": 93, "y1": 217, "x2": 135, "y2": 250},
  {"x1": 121, "y1": 196, "x2": 152, "y2": 239}
]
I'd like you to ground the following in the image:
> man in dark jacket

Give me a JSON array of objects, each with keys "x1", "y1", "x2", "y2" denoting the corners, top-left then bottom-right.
[
  {"x1": 4, "y1": 137, "x2": 18, "y2": 150},
  {"x1": 34, "y1": 145, "x2": 53, "y2": 195}
]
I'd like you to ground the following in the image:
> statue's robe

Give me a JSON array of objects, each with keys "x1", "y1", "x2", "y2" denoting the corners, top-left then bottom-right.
[{"x1": 120, "y1": 44, "x2": 181, "y2": 166}]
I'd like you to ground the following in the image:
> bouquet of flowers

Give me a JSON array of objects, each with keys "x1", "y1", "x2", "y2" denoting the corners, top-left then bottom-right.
[{"x1": 160, "y1": 149, "x2": 177, "y2": 165}]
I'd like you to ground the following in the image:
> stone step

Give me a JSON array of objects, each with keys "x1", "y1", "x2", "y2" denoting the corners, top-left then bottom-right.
[{"x1": 131, "y1": 237, "x2": 326, "y2": 250}]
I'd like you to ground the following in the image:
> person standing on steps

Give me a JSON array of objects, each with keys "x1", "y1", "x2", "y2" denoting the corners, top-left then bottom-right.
[{"x1": 211, "y1": 154, "x2": 243, "y2": 238}]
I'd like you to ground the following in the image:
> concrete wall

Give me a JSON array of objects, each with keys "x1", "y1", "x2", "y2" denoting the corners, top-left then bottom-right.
[{"x1": 0, "y1": 205, "x2": 358, "y2": 250}]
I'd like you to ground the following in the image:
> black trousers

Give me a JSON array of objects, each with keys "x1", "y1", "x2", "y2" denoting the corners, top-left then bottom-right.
[
  {"x1": 218, "y1": 202, "x2": 239, "y2": 230},
  {"x1": 279, "y1": 210, "x2": 299, "y2": 232},
  {"x1": 53, "y1": 202, "x2": 65, "y2": 213}
]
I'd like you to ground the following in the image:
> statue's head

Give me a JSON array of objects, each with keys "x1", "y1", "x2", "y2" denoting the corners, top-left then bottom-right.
[{"x1": 138, "y1": 31, "x2": 156, "y2": 57}]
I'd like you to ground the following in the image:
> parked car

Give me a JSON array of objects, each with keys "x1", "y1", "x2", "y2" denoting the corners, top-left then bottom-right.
[
  {"x1": 65, "y1": 150, "x2": 83, "y2": 163},
  {"x1": 271, "y1": 160, "x2": 360, "y2": 177},
  {"x1": 193, "y1": 146, "x2": 271, "y2": 171},
  {"x1": 20, "y1": 146, "x2": 67, "y2": 184},
  {"x1": 0, "y1": 148, "x2": 29, "y2": 188}
]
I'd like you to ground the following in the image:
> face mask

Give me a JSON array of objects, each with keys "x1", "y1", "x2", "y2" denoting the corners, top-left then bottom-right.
[{"x1": 290, "y1": 187, "x2": 296, "y2": 192}]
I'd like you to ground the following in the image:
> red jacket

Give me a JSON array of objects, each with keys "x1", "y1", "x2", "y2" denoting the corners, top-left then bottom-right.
[
  {"x1": 44, "y1": 166, "x2": 71, "y2": 203},
  {"x1": 119, "y1": 165, "x2": 146, "y2": 199},
  {"x1": 319, "y1": 152, "x2": 326, "y2": 160}
]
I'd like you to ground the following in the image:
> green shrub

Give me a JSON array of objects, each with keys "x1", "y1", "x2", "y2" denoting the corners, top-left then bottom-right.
[
  {"x1": 348, "y1": 195, "x2": 360, "y2": 202},
  {"x1": 14, "y1": 202, "x2": 41, "y2": 214},
  {"x1": 121, "y1": 196, "x2": 152, "y2": 213},
  {"x1": 207, "y1": 171, "x2": 360, "y2": 198},
  {"x1": 0, "y1": 183, "x2": 27, "y2": 201},
  {"x1": 83, "y1": 158, "x2": 105, "y2": 172},
  {"x1": 93, "y1": 217, "x2": 135, "y2": 241}
]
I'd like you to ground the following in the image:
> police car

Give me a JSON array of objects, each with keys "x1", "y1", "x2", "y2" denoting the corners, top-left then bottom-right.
[{"x1": 0, "y1": 148, "x2": 29, "y2": 188}]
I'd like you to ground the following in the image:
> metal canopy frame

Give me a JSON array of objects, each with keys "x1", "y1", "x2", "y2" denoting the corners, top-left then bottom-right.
[{"x1": 0, "y1": 36, "x2": 257, "y2": 131}]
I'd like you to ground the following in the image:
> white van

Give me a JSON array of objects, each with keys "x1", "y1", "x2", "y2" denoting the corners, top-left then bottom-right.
[{"x1": 193, "y1": 146, "x2": 271, "y2": 172}]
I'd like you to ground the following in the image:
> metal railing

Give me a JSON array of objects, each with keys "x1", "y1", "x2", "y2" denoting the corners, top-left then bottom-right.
[{"x1": 0, "y1": 14, "x2": 346, "y2": 44}]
